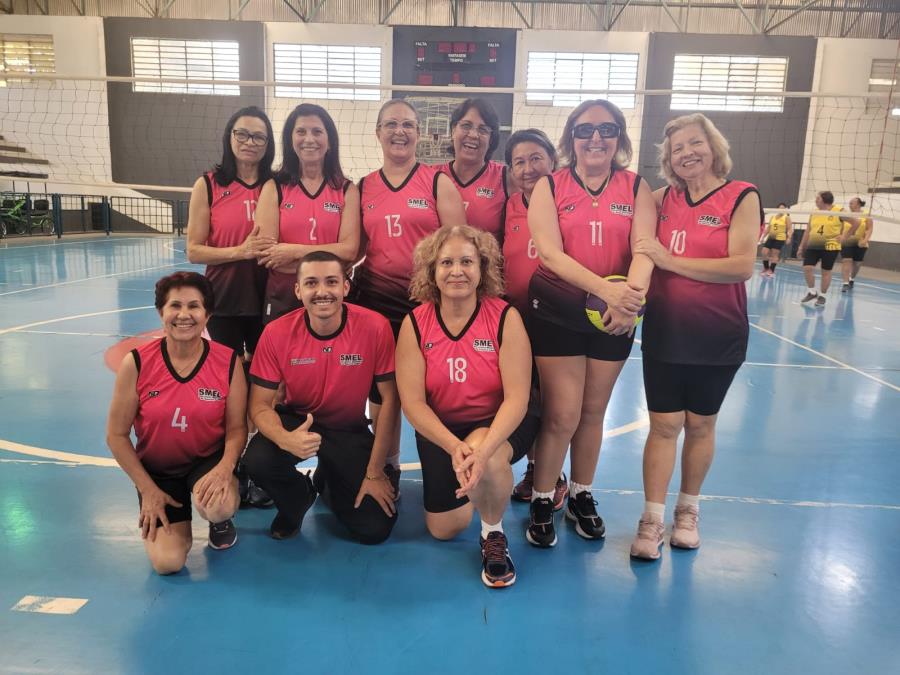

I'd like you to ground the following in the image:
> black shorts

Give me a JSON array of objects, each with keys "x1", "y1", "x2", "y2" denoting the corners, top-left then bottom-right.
[
  {"x1": 642, "y1": 355, "x2": 740, "y2": 416},
  {"x1": 137, "y1": 449, "x2": 227, "y2": 525},
  {"x1": 803, "y1": 249, "x2": 839, "y2": 271},
  {"x1": 763, "y1": 238, "x2": 785, "y2": 250},
  {"x1": 416, "y1": 413, "x2": 540, "y2": 513},
  {"x1": 206, "y1": 315, "x2": 263, "y2": 355},
  {"x1": 528, "y1": 313, "x2": 634, "y2": 361},
  {"x1": 841, "y1": 245, "x2": 867, "y2": 262}
]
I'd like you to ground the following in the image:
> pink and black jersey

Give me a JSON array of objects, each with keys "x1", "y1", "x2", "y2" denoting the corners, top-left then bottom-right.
[
  {"x1": 356, "y1": 163, "x2": 443, "y2": 326},
  {"x1": 250, "y1": 303, "x2": 395, "y2": 430},
  {"x1": 642, "y1": 180, "x2": 762, "y2": 365},
  {"x1": 502, "y1": 191, "x2": 539, "y2": 312},
  {"x1": 410, "y1": 297, "x2": 511, "y2": 428},
  {"x1": 529, "y1": 166, "x2": 641, "y2": 332},
  {"x1": 440, "y1": 160, "x2": 507, "y2": 240},
  {"x1": 133, "y1": 338, "x2": 238, "y2": 476},
  {"x1": 203, "y1": 173, "x2": 266, "y2": 316},
  {"x1": 264, "y1": 179, "x2": 350, "y2": 322}
]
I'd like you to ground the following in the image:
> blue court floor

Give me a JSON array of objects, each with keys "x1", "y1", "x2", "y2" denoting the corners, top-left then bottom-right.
[{"x1": 1, "y1": 234, "x2": 899, "y2": 674}]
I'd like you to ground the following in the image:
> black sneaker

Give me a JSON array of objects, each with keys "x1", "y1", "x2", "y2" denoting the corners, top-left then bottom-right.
[
  {"x1": 237, "y1": 461, "x2": 251, "y2": 507},
  {"x1": 480, "y1": 531, "x2": 516, "y2": 588},
  {"x1": 511, "y1": 462, "x2": 534, "y2": 502},
  {"x1": 208, "y1": 519, "x2": 237, "y2": 550},
  {"x1": 384, "y1": 464, "x2": 401, "y2": 503},
  {"x1": 526, "y1": 497, "x2": 557, "y2": 548},
  {"x1": 247, "y1": 479, "x2": 274, "y2": 508},
  {"x1": 800, "y1": 291, "x2": 818, "y2": 304},
  {"x1": 269, "y1": 474, "x2": 316, "y2": 540},
  {"x1": 815, "y1": 295, "x2": 826, "y2": 308},
  {"x1": 849, "y1": 279, "x2": 855, "y2": 288},
  {"x1": 565, "y1": 491, "x2": 606, "y2": 539},
  {"x1": 841, "y1": 283, "x2": 850, "y2": 293}
]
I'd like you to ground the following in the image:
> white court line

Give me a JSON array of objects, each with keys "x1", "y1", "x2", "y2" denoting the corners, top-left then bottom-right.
[
  {"x1": 750, "y1": 322, "x2": 900, "y2": 392},
  {"x1": 591, "y1": 488, "x2": 900, "y2": 511},
  {"x1": 11, "y1": 596, "x2": 89, "y2": 615},
  {"x1": 0, "y1": 235, "x2": 164, "y2": 251},
  {"x1": 627, "y1": 355, "x2": 844, "y2": 370},
  {"x1": 0, "y1": 263, "x2": 189, "y2": 297},
  {"x1": 757, "y1": 262, "x2": 900, "y2": 295},
  {"x1": 0, "y1": 305, "x2": 154, "y2": 337},
  {"x1": 16, "y1": 330, "x2": 139, "y2": 338}
]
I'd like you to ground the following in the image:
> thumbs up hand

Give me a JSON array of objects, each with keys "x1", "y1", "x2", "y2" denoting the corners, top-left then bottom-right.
[{"x1": 283, "y1": 413, "x2": 321, "y2": 459}]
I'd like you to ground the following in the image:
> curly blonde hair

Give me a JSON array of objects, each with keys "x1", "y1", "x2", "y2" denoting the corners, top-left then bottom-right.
[
  {"x1": 658, "y1": 113, "x2": 732, "y2": 191},
  {"x1": 409, "y1": 224, "x2": 505, "y2": 304}
]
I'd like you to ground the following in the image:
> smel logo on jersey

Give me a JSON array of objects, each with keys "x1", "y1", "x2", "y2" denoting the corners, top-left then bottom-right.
[
  {"x1": 339, "y1": 354, "x2": 363, "y2": 366},
  {"x1": 698, "y1": 215, "x2": 722, "y2": 227},
  {"x1": 324, "y1": 202, "x2": 341, "y2": 213},
  {"x1": 610, "y1": 203, "x2": 633, "y2": 216},
  {"x1": 407, "y1": 198, "x2": 428, "y2": 210},
  {"x1": 476, "y1": 187, "x2": 495, "y2": 199},
  {"x1": 473, "y1": 339, "x2": 495, "y2": 353},
  {"x1": 198, "y1": 388, "x2": 222, "y2": 401}
]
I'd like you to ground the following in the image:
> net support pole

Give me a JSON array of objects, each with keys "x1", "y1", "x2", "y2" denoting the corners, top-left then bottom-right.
[
  {"x1": 51, "y1": 194, "x2": 62, "y2": 239},
  {"x1": 102, "y1": 196, "x2": 111, "y2": 236}
]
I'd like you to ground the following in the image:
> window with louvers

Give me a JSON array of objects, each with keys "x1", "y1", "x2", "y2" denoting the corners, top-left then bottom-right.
[
  {"x1": 525, "y1": 51, "x2": 639, "y2": 109},
  {"x1": 671, "y1": 54, "x2": 787, "y2": 113},
  {"x1": 131, "y1": 38, "x2": 240, "y2": 95},
  {"x1": 0, "y1": 34, "x2": 55, "y2": 86},
  {"x1": 274, "y1": 44, "x2": 381, "y2": 100}
]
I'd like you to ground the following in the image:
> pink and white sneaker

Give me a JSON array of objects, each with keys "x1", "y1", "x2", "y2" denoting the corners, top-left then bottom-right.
[
  {"x1": 629, "y1": 515, "x2": 665, "y2": 560},
  {"x1": 670, "y1": 505, "x2": 701, "y2": 549}
]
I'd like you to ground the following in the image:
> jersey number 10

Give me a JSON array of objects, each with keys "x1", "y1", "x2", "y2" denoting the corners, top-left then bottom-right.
[{"x1": 669, "y1": 230, "x2": 687, "y2": 255}]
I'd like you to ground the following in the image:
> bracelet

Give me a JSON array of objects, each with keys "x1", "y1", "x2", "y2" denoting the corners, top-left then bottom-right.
[{"x1": 365, "y1": 472, "x2": 387, "y2": 481}]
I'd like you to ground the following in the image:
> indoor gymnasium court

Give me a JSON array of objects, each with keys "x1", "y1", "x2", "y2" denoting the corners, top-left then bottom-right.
[{"x1": 1, "y1": 1, "x2": 899, "y2": 673}]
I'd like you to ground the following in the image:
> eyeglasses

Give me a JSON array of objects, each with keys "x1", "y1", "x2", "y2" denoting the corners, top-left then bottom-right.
[
  {"x1": 456, "y1": 121, "x2": 493, "y2": 137},
  {"x1": 572, "y1": 122, "x2": 621, "y2": 140},
  {"x1": 232, "y1": 129, "x2": 269, "y2": 146},
  {"x1": 378, "y1": 120, "x2": 418, "y2": 132}
]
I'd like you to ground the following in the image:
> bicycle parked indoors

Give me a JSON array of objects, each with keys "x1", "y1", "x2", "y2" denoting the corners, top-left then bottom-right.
[{"x1": 1, "y1": 194, "x2": 53, "y2": 238}]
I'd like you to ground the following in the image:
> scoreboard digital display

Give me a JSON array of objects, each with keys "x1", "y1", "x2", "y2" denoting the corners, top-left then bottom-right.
[{"x1": 413, "y1": 40, "x2": 502, "y2": 87}]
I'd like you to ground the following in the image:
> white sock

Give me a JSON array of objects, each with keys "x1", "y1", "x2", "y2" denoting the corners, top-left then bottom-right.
[
  {"x1": 569, "y1": 481, "x2": 592, "y2": 496},
  {"x1": 481, "y1": 520, "x2": 503, "y2": 539},
  {"x1": 677, "y1": 492, "x2": 700, "y2": 509},
  {"x1": 531, "y1": 489, "x2": 554, "y2": 502},
  {"x1": 385, "y1": 453, "x2": 400, "y2": 469},
  {"x1": 807, "y1": 287, "x2": 816, "y2": 294},
  {"x1": 644, "y1": 501, "x2": 665, "y2": 521}
]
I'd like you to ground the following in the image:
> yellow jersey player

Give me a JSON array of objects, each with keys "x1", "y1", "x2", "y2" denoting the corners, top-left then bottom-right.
[
  {"x1": 798, "y1": 191, "x2": 853, "y2": 308},
  {"x1": 760, "y1": 203, "x2": 792, "y2": 277},
  {"x1": 840, "y1": 196, "x2": 873, "y2": 292}
]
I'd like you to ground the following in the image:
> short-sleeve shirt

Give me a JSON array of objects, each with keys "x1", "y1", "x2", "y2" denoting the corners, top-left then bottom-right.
[
  {"x1": 264, "y1": 178, "x2": 350, "y2": 322},
  {"x1": 439, "y1": 160, "x2": 507, "y2": 241},
  {"x1": 202, "y1": 173, "x2": 267, "y2": 316},
  {"x1": 133, "y1": 338, "x2": 238, "y2": 476},
  {"x1": 807, "y1": 205, "x2": 845, "y2": 251},
  {"x1": 641, "y1": 180, "x2": 762, "y2": 366},
  {"x1": 502, "y1": 191, "x2": 539, "y2": 312},
  {"x1": 250, "y1": 303, "x2": 395, "y2": 430},
  {"x1": 409, "y1": 296, "x2": 511, "y2": 428}
]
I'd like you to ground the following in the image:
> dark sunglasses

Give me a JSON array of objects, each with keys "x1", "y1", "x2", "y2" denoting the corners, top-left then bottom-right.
[{"x1": 572, "y1": 122, "x2": 621, "y2": 140}]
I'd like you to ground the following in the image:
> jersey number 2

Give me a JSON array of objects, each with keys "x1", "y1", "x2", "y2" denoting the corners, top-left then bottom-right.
[{"x1": 171, "y1": 407, "x2": 188, "y2": 433}]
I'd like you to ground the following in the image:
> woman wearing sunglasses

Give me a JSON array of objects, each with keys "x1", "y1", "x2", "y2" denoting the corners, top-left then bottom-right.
[
  {"x1": 255, "y1": 103, "x2": 360, "y2": 323},
  {"x1": 439, "y1": 98, "x2": 508, "y2": 241},
  {"x1": 187, "y1": 106, "x2": 275, "y2": 360},
  {"x1": 525, "y1": 99, "x2": 656, "y2": 549}
]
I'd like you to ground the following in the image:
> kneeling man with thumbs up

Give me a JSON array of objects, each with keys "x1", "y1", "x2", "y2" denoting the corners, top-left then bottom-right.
[{"x1": 244, "y1": 250, "x2": 399, "y2": 544}]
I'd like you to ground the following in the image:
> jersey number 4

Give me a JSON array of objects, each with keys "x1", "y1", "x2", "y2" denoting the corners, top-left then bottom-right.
[{"x1": 171, "y1": 407, "x2": 188, "y2": 433}]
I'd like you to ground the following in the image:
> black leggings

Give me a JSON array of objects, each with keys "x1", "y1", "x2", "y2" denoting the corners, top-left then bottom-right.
[{"x1": 242, "y1": 409, "x2": 396, "y2": 545}]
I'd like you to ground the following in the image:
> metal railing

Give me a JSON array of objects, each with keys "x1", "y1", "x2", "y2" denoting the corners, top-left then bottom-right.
[{"x1": 0, "y1": 191, "x2": 188, "y2": 239}]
